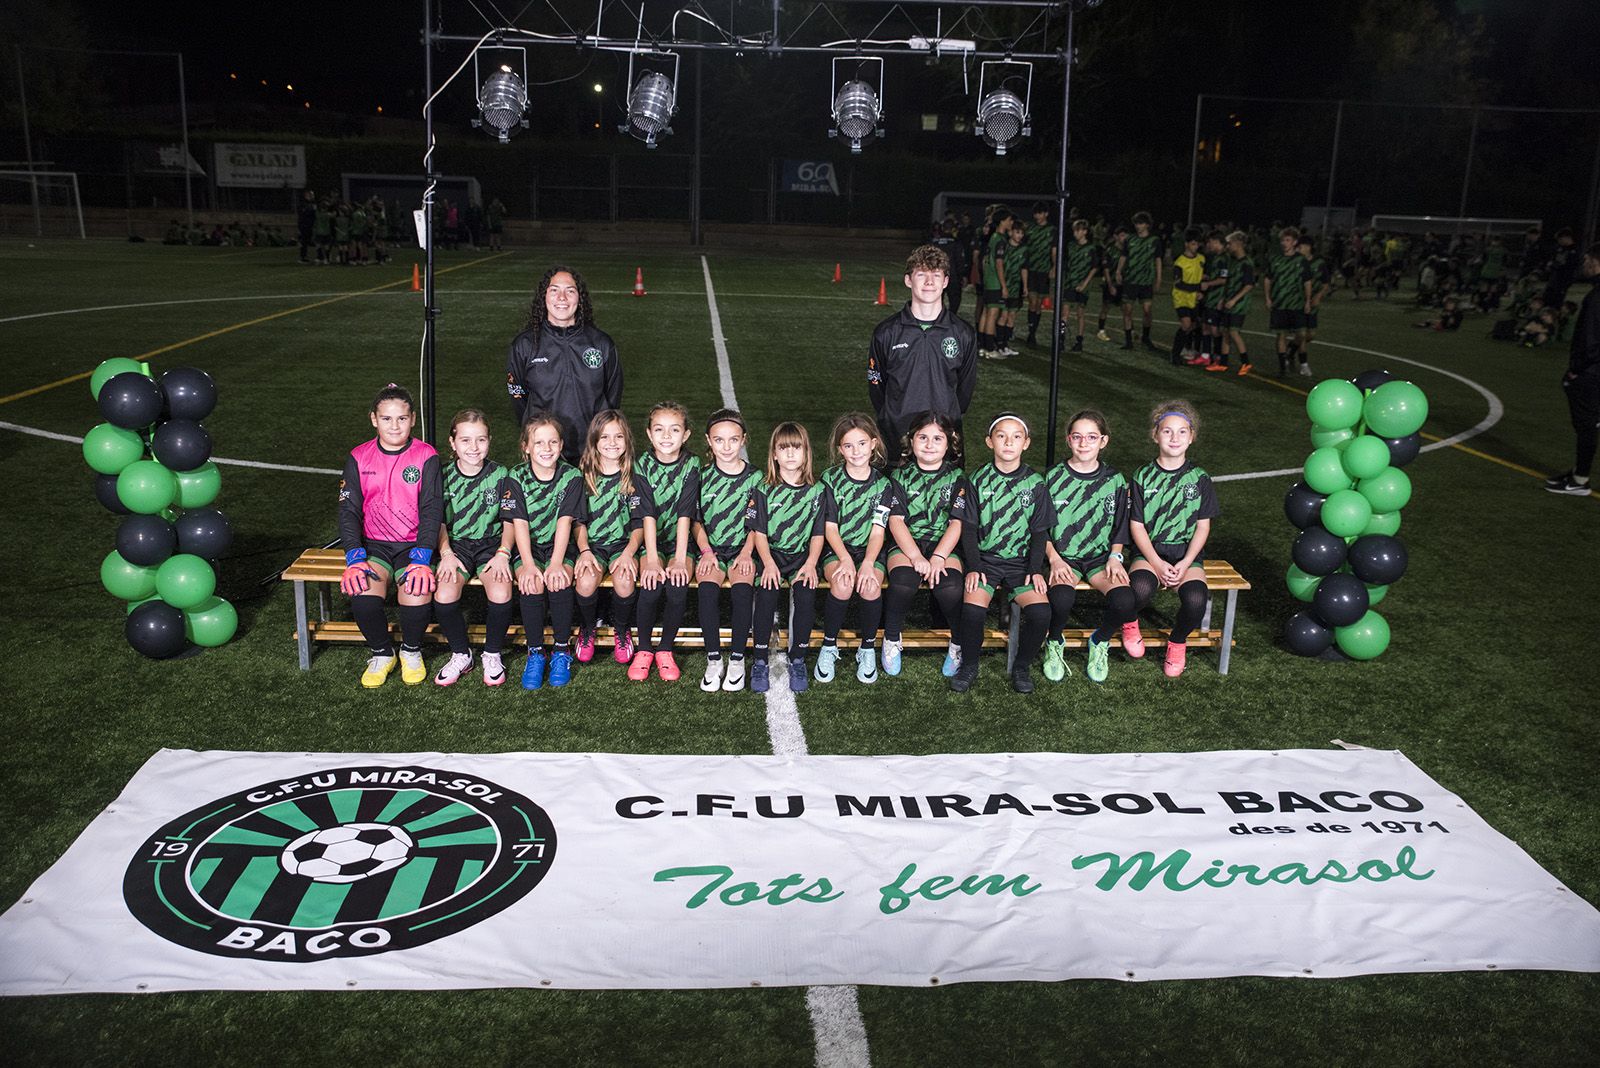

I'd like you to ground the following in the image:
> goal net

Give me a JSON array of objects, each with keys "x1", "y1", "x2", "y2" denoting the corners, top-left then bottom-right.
[
  {"x1": 0, "y1": 170, "x2": 86, "y2": 238},
  {"x1": 1368, "y1": 214, "x2": 1541, "y2": 242}
]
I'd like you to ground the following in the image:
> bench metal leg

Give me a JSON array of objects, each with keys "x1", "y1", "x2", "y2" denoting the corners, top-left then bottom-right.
[
  {"x1": 1218, "y1": 589, "x2": 1238, "y2": 675},
  {"x1": 317, "y1": 585, "x2": 330, "y2": 622},
  {"x1": 1201, "y1": 593, "x2": 1213, "y2": 632},
  {"x1": 295, "y1": 579, "x2": 311, "y2": 670}
]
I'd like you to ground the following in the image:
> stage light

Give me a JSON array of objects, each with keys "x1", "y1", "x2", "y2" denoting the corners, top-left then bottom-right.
[
  {"x1": 975, "y1": 61, "x2": 1033, "y2": 156},
  {"x1": 829, "y1": 58, "x2": 884, "y2": 153},
  {"x1": 593, "y1": 83, "x2": 604, "y2": 94},
  {"x1": 475, "y1": 64, "x2": 529, "y2": 143},
  {"x1": 620, "y1": 53, "x2": 678, "y2": 147}
]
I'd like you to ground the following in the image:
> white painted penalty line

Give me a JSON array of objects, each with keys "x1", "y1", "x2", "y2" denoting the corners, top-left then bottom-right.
[
  {"x1": 701, "y1": 253, "x2": 871, "y2": 1068},
  {"x1": 0, "y1": 421, "x2": 340, "y2": 475}
]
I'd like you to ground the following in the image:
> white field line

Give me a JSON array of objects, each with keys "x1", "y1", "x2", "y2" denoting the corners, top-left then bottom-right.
[
  {"x1": 0, "y1": 421, "x2": 339, "y2": 475},
  {"x1": 700, "y1": 255, "x2": 871, "y2": 1068}
]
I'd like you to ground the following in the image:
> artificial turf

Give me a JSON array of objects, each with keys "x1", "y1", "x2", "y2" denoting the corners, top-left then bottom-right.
[{"x1": 0, "y1": 237, "x2": 1596, "y2": 1065}]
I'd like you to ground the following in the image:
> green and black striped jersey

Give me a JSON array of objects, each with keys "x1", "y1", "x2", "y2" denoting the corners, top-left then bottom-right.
[
  {"x1": 1201, "y1": 253, "x2": 1228, "y2": 308},
  {"x1": 885, "y1": 463, "x2": 968, "y2": 543},
  {"x1": 1044, "y1": 461, "x2": 1129, "y2": 561},
  {"x1": 442, "y1": 459, "x2": 511, "y2": 541},
  {"x1": 1267, "y1": 253, "x2": 1309, "y2": 310},
  {"x1": 1124, "y1": 232, "x2": 1163, "y2": 285},
  {"x1": 580, "y1": 470, "x2": 655, "y2": 554},
  {"x1": 1003, "y1": 242, "x2": 1026, "y2": 291},
  {"x1": 982, "y1": 231, "x2": 1009, "y2": 288},
  {"x1": 1064, "y1": 240, "x2": 1102, "y2": 289},
  {"x1": 747, "y1": 480, "x2": 829, "y2": 557},
  {"x1": 1104, "y1": 240, "x2": 1127, "y2": 284},
  {"x1": 635, "y1": 452, "x2": 701, "y2": 524},
  {"x1": 1024, "y1": 222, "x2": 1056, "y2": 272},
  {"x1": 505, "y1": 461, "x2": 584, "y2": 548},
  {"x1": 965, "y1": 462, "x2": 1049, "y2": 560},
  {"x1": 1130, "y1": 460, "x2": 1219, "y2": 546},
  {"x1": 821, "y1": 465, "x2": 892, "y2": 549},
  {"x1": 1223, "y1": 255, "x2": 1256, "y2": 313},
  {"x1": 689, "y1": 460, "x2": 763, "y2": 551}
]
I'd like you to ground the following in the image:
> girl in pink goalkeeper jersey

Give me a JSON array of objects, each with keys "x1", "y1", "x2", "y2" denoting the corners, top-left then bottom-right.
[{"x1": 337, "y1": 384, "x2": 444, "y2": 687}]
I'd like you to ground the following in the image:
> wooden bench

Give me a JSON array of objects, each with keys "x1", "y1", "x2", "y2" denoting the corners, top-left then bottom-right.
[{"x1": 282, "y1": 549, "x2": 1250, "y2": 673}]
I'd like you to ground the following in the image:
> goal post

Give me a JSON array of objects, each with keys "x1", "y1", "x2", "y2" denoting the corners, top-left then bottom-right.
[
  {"x1": 1368, "y1": 214, "x2": 1541, "y2": 243},
  {"x1": 0, "y1": 170, "x2": 86, "y2": 239}
]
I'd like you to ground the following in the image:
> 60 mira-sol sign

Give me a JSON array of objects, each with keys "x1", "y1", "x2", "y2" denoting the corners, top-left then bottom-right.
[
  {"x1": 1, "y1": 748, "x2": 1598, "y2": 993},
  {"x1": 213, "y1": 143, "x2": 306, "y2": 188}
]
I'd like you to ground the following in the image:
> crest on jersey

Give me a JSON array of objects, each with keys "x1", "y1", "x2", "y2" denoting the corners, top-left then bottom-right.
[
  {"x1": 941, "y1": 337, "x2": 960, "y2": 360},
  {"x1": 1183, "y1": 484, "x2": 1200, "y2": 501},
  {"x1": 581, "y1": 347, "x2": 604, "y2": 369},
  {"x1": 403, "y1": 465, "x2": 421, "y2": 484}
]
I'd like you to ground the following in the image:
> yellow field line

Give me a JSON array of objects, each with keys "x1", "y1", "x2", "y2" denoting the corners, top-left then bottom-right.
[
  {"x1": 0, "y1": 252, "x2": 513, "y2": 407},
  {"x1": 1240, "y1": 364, "x2": 1594, "y2": 497}
]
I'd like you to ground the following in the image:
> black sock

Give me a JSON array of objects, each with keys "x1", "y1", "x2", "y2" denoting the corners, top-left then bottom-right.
[
  {"x1": 660, "y1": 581, "x2": 688, "y2": 652},
  {"x1": 1171, "y1": 579, "x2": 1209, "y2": 644},
  {"x1": 858, "y1": 595, "x2": 882, "y2": 649},
  {"x1": 636, "y1": 584, "x2": 663, "y2": 651},
  {"x1": 547, "y1": 587, "x2": 574, "y2": 647},
  {"x1": 883, "y1": 566, "x2": 919, "y2": 642},
  {"x1": 1124, "y1": 328, "x2": 1133, "y2": 344},
  {"x1": 753, "y1": 584, "x2": 780, "y2": 655},
  {"x1": 435, "y1": 598, "x2": 469, "y2": 654},
  {"x1": 1016, "y1": 601, "x2": 1050, "y2": 670},
  {"x1": 823, "y1": 592, "x2": 849, "y2": 643},
  {"x1": 519, "y1": 592, "x2": 546, "y2": 650},
  {"x1": 577, "y1": 589, "x2": 599, "y2": 631},
  {"x1": 484, "y1": 598, "x2": 513, "y2": 654},
  {"x1": 1028, "y1": 311, "x2": 1041, "y2": 335},
  {"x1": 698, "y1": 581, "x2": 724, "y2": 655},
  {"x1": 1047, "y1": 584, "x2": 1077, "y2": 640},
  {"x1": 787, "y1": 583, "x2": 817, "y2": 659},
  {"x1": 1129, "y1": 570, "x2": 1159, "y2": 612},
  {"x1": 958, "y1": 602, "x2": 989, "y2": 668},
  {"x1": 1092, "y1": 585, "x2": 1139, "y2": 643},
  {"x1": 351, "y1": 594, "x2": 393, "y2": 655},
  {"x1": 729, "y1": 582, "x2": 755, "y2": 658},
  {"x1": 612, "y1": 591, "x2": 637, "y2": 641},
  {"x1": 398, "y1": 603, "x2": 430, "y2": 651},
  {"x1": 931, "y1": 573, "x2": 963, "y2": 643}
]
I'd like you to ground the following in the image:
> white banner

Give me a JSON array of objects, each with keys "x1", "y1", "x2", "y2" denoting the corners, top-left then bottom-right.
[
  {"x1": 213, "y1": 143, "x2": 305, "y2": 188},
  {"x1": 2, "y1": 748, "x2": 1597, "y2": 995}
]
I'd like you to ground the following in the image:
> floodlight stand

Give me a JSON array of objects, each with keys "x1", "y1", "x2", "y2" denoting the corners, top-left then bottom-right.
[
  {"x1": 421, "y1": 0, "x2": 439, "y2": 447},
  {"x1": 1044, "y1": 6, "x2": 1074, "y2": 470}
]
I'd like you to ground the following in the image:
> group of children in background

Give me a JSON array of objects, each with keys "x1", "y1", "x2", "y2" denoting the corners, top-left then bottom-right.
[{"x1": 339, "y1": 386, "x2": 1218, "y2": 695}]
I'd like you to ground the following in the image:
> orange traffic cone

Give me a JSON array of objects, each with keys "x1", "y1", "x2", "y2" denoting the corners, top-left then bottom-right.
[
  {"x1": 411, "y1": 263, "x2": 421, "y2": 291},
  {"x1": 1041, "y1": 296, "x2": 1053, "y2": 311},
  {"x1": 631, "y1": 267, "x2": 648, "y2": 297},
  {"x1": 832, "y1": 262, "x2": 842, "y2": 283},
  {"x1": 873, "y1": 277, "x2": 889, "y2": 305}
]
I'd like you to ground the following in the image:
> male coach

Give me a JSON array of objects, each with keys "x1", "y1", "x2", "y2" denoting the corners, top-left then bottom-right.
[{"x1": 868, "y1": 244, "x2": 979, "y2": 467}]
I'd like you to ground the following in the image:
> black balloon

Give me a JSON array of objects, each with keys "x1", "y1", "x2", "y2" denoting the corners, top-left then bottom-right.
[
  {"x1": 94, "y1": 472, "x2": 132, "y2": 515},
  {"x1": 1291, "y1": 524, "x2": 1348, "y2": 577},
  {"x1": 160, "y1": 366, "x2": 218, "y2": 421},
  {"x1": 152, "y1": 419, "x2": 213, "y2": 472},
  {"x1": 1312, "y1": 572, "x2": 1370, "y2": 628},
  {"x1": 1284, "y1": 481, "x2": 1327, "y2": 529},
  {"x1": 116, "y1": 515, "x2": 177, "y2": 567},
  {"x1": 126, "y1": 600, "x2": 188, "y2": 659},
  {"x1": 1283, "y1": 611, "x2": 1335, "y2": 656},
  {"x1": 98, "y1": 371, "x2": 164, "y2": 429},
  {"x1": 174, "y1": 507, "x2": 233, "y2": 559},
  {"x1": 1348, "y1": 534, "x2": 1409, "y2": 586},
  {"x1": 1383, "y1": 433, "x2": 1422, "y2": 468},
  {"x1": 1352, "y1": 369, "x2": 1396, "y2": 393}
]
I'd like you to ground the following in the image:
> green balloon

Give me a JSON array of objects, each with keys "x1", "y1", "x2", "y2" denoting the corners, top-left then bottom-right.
[
  {"x1": 1303, "y1": 447, "x2": 1354, "y2": 495},
  {"x1": 83, "y1": 423, "x2": 146, "y2": 475},
  {"x1": 184, "y1": 595, "x2": 238, "y2": 647},
  {"x1": 1358, "y1": 467, "x2": 1413, "y2": 513},
  {"x1": 155, "y1": 554, "x2": 216, "y2": 610},
  {"x1": 90, "y1": 358, "x2": 147, "y2": 400},
  {"x1": 1335, "y1": 610, "x2": 1391, "y2": 660},
  {"x1": 1363, "y1": 511, "x2": 1402, "y2": 537},
  {"x1": 1305, "y1": 379, "x2": 1365, "y2": 430},
  {"x1": 176, "y1": 462, "x2": 221, "y2": 508},
  {"x1": 1309, "y1": 426, "x2": 1355, "y2": 451},
  {"x1": 1286, "y1": 564, "x2": 1322, "y2": 602},
  {"x1": 1341, "y1": 436, "x2": 1391, "y2": 481},
  {"x1": 1363, "y1": 381, "x2": 1429, "y2": 438},
  {"x1": 116, "y1": 459, "x2": 179, "y2": 514},
  {"x1": 1365, "y1": 583, "x2": 1388, "y2": 606},
  {"x1": 1320, "y1": 489, "x2": 1374, "y2": 538},
  {"x1": 101, "y1": 550, "x2": 159, "y2": 600}
]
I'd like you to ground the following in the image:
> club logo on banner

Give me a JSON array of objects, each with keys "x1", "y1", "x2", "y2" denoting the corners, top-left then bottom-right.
[{"x1": 122, "y1": 766, "x2": 556, "y2": 961}]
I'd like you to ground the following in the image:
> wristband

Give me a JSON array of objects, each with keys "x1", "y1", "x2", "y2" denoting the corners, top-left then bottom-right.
[
  {"x1": 495, "y1": 546, "x2": 512, "y2": 557},
  {"x1": 931, "y1": 554, "x2": 946, "y2": 561},
  {"x1": 345, "y1": 547, "x2": 368, "y2": 566},
  {"x1": 1109, "y1": 551, "x2": 1124, "y2": 562},
  {"x1": 407, "y1": 546, "x2": 433, "y2": 566}
]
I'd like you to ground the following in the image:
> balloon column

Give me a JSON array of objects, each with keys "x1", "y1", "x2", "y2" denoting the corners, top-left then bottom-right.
[
  {"x1": 85, "y1": 360, "x2": 237, "y2": 658},
  {"x1": 1283, "y1": 370, "x2": 1427, "y2": 660}
]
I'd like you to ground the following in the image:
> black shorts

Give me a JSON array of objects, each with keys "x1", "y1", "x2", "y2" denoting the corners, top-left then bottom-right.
[
  {"x1": 513, "y1": 543, "x2": 575, "y2": 571},
  {"x1": 769, "y1": 549, "x2": 815, "y2": 582},
  {"x1": 1202, "y1": 307, "x2": 1225, "y2": 327},
  {"x1": 1152, "y1": 542, "x2": 1206, "y2": 569},
  {"x1": 1303, "y1": 311, "x2": 1320, "y2": 330},
  {"x1": 981, "y1": 286, "x2": 1004, "y2": 303},
  {"x1": 973, "y1": 552, "x2": 1033, "y2": 599},
  {"x1": 586, "y1": 543, "x2": 631, "y2": 572},
  {"x1": 1270, "y1": 309, "x2": 1306, "y2": 332},
  {"x1": 449, "y1": 535, "x2": 504, "y2": 577},
  {"x1": 1101, "y1": 285, "x2": 1124, "y2": 305},
  {"x1": 1124, "y1": 282, "x2": 1155, "y2": 301},
  {"x1": 1223, "y1": 310, "x2": 1248, "y2": 329},
  {"x1": 1003, "y1": 293, "x2": 1024, "y2": 310},
  {"x1": 1063, "y1": 287, "x2": 1090, "y2": 305},
  {"x1": 362, "y1": 540, "x2": 417, "y2": 578},
  {"x1": 1066, "y1": 553, "x2": 1111, "y2": 580},
  {"x1": 821, "y1": 544, "x2": 889, "y2": 576},
  {"x1": 888, "y1": 536, "x2": 964, "y2": 571}
]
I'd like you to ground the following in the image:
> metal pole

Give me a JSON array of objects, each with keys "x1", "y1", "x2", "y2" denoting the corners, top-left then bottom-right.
[
  {"x1": 177, "y1": 52, "x2": 193, "y2": 228},
  {"x1": 1456, "y1": 107, "x2": 1479, "y2": 224},
  {"x1": 421, "y1": 0, "x2": 439, "y2": 447},
  {"x1": 1185, "y1": 93, "x2": 1202, "y2": 228},
  {"x1": 691, "y1": 51, "x2": 702, "y2": 245},
  {"x1": 1322, "y1": 99, "x2": 1343, "y2": 240},
  {"x1": 1045, "y1": 4, "x2": 1074, "y2": 470},
  {"x1": 15, "y1": 45, "x2": 41, "y2": 237}
]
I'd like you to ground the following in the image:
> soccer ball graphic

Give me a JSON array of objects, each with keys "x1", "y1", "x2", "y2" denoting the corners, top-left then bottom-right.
[{"x1": 280, "y1": 823, "x2": 415, "y2": 883}]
